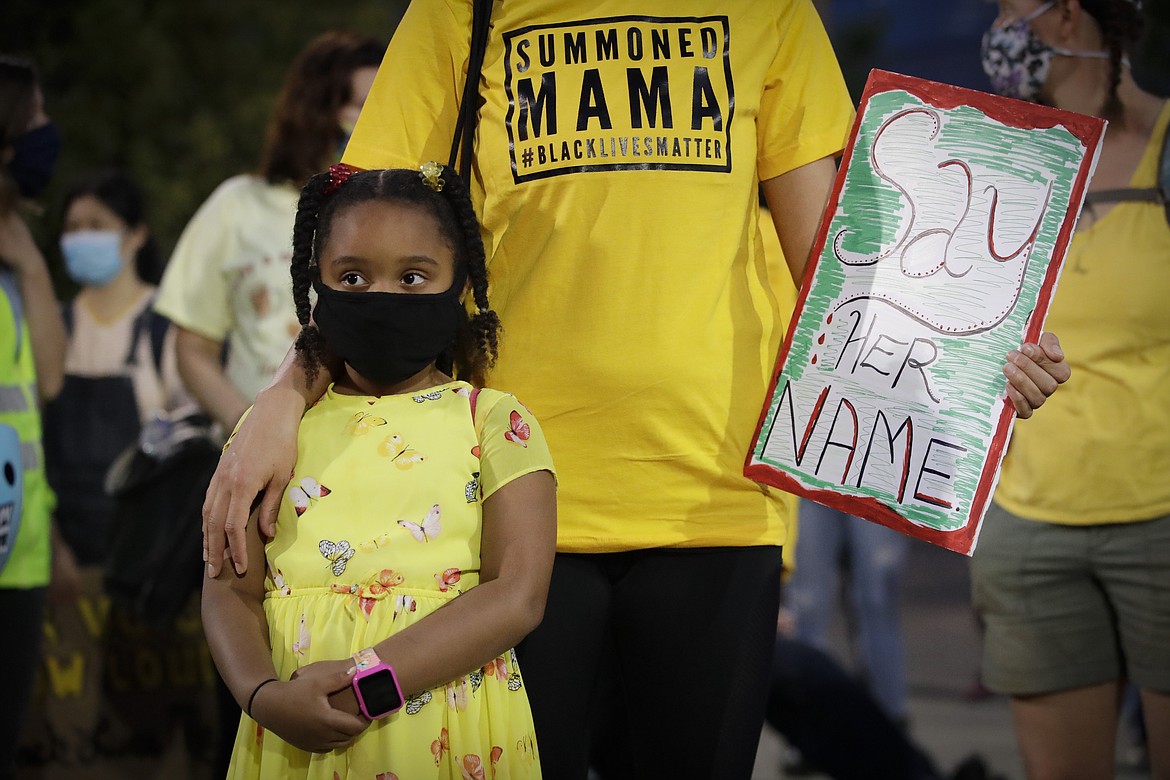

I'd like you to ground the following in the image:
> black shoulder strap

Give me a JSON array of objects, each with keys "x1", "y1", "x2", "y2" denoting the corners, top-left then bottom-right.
[
  {"x1": 125, "y1": 303, "x2": 169, "y2": 375},
  {"x1": 1159, "y1": 114, "x2": 1170, "y2": 224},
  {"x1": 447, "y1": 0, "x2": 493, "y2": 183}
]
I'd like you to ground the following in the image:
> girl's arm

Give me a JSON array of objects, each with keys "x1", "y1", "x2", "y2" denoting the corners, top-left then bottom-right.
[
  {"x1": 301, "y1": 469, "x2": 557, "y2": 712},
  {"x1": 202, "y1": 342, "x2": 334, "y2": 577},
  {"x1": 202, "y1": 507, "x2": 368, "y2": 752}
]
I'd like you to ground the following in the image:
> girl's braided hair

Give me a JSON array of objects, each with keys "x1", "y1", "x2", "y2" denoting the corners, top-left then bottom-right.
[
  {"x1": 1076, "y1": 0, "x2": 1143, "y2": 120},
  {"x1": 290, "y1": 164, "x2": 500, "y2": 387}
]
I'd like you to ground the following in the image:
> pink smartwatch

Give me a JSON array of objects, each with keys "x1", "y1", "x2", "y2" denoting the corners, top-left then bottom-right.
[{"x1": 351, "y1": 647, "x2": 404, "y2": 719}]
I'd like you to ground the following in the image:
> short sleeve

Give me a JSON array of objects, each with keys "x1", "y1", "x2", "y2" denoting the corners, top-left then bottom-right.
[
  {"x1": 474, "y1": 390, "x2": 555, "y2": 501},
  {"x1": 153, "y1": 179, "x2": 239, "y2": 342},
  {"x1": 342, "y1": 0, "x2": 470, "y2": 170},
  {"x1": 756, "y1": 0, "x2": 855, "y2": 180}
]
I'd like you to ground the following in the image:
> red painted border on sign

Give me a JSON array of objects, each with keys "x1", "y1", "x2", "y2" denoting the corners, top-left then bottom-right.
[{"x1": 744, "y1": 70, "x2": 1105, "y2": 555}]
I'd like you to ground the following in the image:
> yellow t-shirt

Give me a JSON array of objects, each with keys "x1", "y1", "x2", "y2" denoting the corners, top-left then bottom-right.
[
  {"x1": 345, "y1": 0, "x2": 853, "y2": 552},
  {"x1": 154, "y1": 175, "x2": 301, "y2": 401},
  {"x1": 995, "y1": 101, "x2": 1170, "y2": 525}
]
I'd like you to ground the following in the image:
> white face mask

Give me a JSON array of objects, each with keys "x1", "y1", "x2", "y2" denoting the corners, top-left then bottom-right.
[{"x1": 981, "y1": 1, "x2": 1109, "y2": 102}]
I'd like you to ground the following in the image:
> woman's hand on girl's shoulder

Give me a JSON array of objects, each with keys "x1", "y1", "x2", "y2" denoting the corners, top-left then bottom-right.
[
  {"x1": 202, "y1": 384, "x2": 304, "y2": 577},
  {"x1": 251, "y1": 665, "x2": 368, "y2": 752}
]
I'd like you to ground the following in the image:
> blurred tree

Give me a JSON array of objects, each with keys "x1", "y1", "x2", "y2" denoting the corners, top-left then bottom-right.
[{"x1": 1, "y1": 0, "x2": 408, "y2": 289}]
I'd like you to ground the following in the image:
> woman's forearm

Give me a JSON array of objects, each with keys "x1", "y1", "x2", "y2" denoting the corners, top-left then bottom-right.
[{"x1": 174, "y1": 327, "x2": 249, "y2": 430}]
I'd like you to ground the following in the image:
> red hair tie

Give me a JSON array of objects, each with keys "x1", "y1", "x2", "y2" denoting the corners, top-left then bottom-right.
[{"x1": 324, "y1": 163, "x2": 358, "y2": 195}]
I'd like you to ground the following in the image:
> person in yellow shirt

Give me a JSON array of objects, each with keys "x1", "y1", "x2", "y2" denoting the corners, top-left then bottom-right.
[
  {"x1": 155, "y1": 31, "x2": 384, "y2": 431},
  {"x1": 198, "y1": 4, "x2": 1069, "y2": 777},
  {"x1": 971, "y1": 2, "x2": 1170, "y2": 778}
]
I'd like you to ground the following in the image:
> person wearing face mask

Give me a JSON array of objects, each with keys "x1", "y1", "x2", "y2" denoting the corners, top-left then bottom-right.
[
  {"x1": 0, "y1": 54, "x2": 68, "y2": 780},
  {"x1": 971, "y1": 3, "x2": 1170, "y2": 779},
  {"x1": 15, "y1": 168, "x2": 210, "y2": 774},
  {"x1": 152, "y1": 30, "x2": 383, "y2": 777},
  {"x1": 154, "y1": 31, "x2": 383, "y2": 436}
]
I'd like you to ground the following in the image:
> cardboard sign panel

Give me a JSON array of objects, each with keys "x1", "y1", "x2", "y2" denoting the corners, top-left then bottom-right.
[{"x1": 745, "y1": 70, "x2": 1105, "y2": 555}]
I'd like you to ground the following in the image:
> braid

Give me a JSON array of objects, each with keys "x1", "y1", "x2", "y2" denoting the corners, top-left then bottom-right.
[
  {"x1": 1079, "y1": 0, "x2": 1142, "y2": 120},
  {"x1": 290, "y1": 171, "x2": 331, "y2": 386},
  {"x1": 438, "y1": 165, "x2": 501, "y2": 386}
]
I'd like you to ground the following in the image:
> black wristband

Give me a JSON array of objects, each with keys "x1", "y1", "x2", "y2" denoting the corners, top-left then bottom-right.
[{"x1": 246, "y1": 677, "x2": 278, "y2": 718}]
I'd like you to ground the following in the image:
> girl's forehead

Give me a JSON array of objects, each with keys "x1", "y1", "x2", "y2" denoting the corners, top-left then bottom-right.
[{"x1": 324, "y1": 199, "x2": 455, "y2": 259}]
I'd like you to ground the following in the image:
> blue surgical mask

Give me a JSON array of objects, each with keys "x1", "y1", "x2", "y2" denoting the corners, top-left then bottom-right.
[
  {"x1": 981, "y1": 2, "x2": 1110, "y2": 102},
  {"x1": 60, "y1": 229, "x2": 123, "y2": 287}
]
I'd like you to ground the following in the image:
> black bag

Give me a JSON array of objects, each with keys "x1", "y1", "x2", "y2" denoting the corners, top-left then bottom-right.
[{"x1": 102, "y1": 410, "x2": 220, "y2": 627}]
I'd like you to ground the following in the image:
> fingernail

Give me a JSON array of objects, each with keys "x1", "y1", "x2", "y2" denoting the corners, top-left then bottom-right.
[
  {"x1": 202, "y1": 549, "x2": 208, "y2": 562},
  {"x1": 234, "y1": 562, "x2": 245, "y2": 575},
  {"x1": 347, "y1": 665, "x2": 357, "y2": 675},
  {"x1": 1004, "y1": 363, "x2": 1017, "y2": 375},
  {"x1": 1007, "y1": 350, "x2": 1021, "y2": 361},
  {"x1": 1022, "y1": 344, "x2": 1036, "y2": 358},
  {"x1": 207, "y1": 563, "x2": 215, "y2": 577}
]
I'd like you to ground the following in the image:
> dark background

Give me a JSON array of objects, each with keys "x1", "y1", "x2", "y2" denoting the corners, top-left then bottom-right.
[{"x1": 2, "y1": 0, "x2": 996, "y2": 286}]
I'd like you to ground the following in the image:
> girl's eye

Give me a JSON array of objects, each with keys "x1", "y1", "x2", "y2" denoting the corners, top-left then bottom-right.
[
  {"x1": 341, "y1": 272, "x2": 367, "y2": 286},
  {"x1": 402, "y1": 272, "x2": 425, "y2": 286}
]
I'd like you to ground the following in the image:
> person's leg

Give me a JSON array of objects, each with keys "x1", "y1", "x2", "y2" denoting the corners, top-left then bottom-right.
[
  {"x1": 1140, "y1": 689, "x2": 1170, "y2": 780},
  {"x1": 765, "y1": 637, "x2": 941, "y2": 780},
  {"x1": 515, "y1": 552, "x2": 614, "y2": 780},
  {"x1": 971, "y1": 504, "x2": 1123, "y2": 780},
  {"x1": 844, "y1": 516, "x2": 910, "y2": 721},
  {"x1": 0, "y1": 586, "x2": 47, "y2": 780},
  {"x1": 1098, "y1": 514, "x2": 1170, "y2": 780},
  {"x1": 1009, "y1": 683, "x2": 1122, "y2": 780},
  {"x1": 786, "y1": 500, "x2": 844, "y2": 651},
  {"x1": 609, "y1": 545, "x2": 782, "y2": 780}
]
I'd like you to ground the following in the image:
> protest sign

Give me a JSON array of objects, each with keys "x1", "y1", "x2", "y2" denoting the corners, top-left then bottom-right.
[{"x1": 745, "y1": 70, "x2": 1105, "y2": 554}]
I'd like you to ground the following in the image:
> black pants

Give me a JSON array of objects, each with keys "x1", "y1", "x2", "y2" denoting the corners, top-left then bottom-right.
[
  {"x1": 517, "y1": 546, "x2": 782, "y2": 780},
  {"x1": 0, "y1": 586, "x2": 46, "y2": 780}
]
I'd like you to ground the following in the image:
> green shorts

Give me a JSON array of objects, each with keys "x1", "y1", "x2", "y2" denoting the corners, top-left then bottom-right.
[{"x1": 971, "y1": 502, "x2": 1170, "y2": 696}]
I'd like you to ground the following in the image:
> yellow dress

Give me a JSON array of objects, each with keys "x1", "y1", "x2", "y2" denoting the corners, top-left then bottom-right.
[{"x1": 227, "y1": 380, "x2": 553, "y2": 780}]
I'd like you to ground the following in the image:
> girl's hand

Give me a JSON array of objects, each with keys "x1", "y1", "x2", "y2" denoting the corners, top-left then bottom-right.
[
  {"x1": 202, "y1": 384, "x2": 303, "y2": 577},
  {"x1": 251, "y1": 667, "x2": 369, "y2": 753},
  {"x1": 1004, "y1": 331, "x2": 1070, "y2": 419},
  {"x1": 290, "y1": 658, "x2": 363, "y2": 717}
]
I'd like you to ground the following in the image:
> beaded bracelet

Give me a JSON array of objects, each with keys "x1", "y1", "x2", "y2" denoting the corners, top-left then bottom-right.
[{"x1": 246, "y1": 677, "x2": 278, "y2": 718}]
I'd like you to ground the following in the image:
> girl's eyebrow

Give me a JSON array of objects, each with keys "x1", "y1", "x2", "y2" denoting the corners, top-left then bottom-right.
[{"x1": 327, "y1": 254, "x2": 440, "y2": 267}]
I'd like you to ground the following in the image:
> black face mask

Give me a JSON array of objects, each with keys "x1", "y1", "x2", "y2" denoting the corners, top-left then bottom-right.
[
  {"x1": 311, "y1": 272, "x2": 466, "y2": 387},
  {"x1": 7, "y1": 123, "x2": 61, "y2": 199}
]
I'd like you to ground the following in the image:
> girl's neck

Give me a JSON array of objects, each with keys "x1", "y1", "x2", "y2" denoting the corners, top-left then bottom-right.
[
  {"x1": 333, "y1": 363, "x2": 455, "y2": 398},
  {"x1": 78, "y1": 268, "x2": 151, "y2": 324}
]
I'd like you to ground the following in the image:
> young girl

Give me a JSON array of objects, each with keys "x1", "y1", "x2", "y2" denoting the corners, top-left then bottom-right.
[{"x1": 202, "y1": 163, "x2": 556, "y2": 780}]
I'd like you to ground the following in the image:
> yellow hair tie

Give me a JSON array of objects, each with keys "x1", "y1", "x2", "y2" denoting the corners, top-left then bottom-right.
[{"x1": 419, "y1": 161, "x2": 445, "y2": 192}]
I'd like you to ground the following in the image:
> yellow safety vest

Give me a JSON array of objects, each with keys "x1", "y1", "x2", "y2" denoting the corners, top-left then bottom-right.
[{"x1": 0, "y1": 271, "x2": 53, "y2": 588}]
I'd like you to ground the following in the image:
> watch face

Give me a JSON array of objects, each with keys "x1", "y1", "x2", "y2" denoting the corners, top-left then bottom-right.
[{"x1": 357, "y1": 668, "x2": 403, "y2": 716}]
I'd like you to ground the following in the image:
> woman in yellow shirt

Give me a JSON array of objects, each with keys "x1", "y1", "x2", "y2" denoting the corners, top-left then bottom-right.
[{"x1": 972, "y1": 2, "x2": 1170, "y2": 778}]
